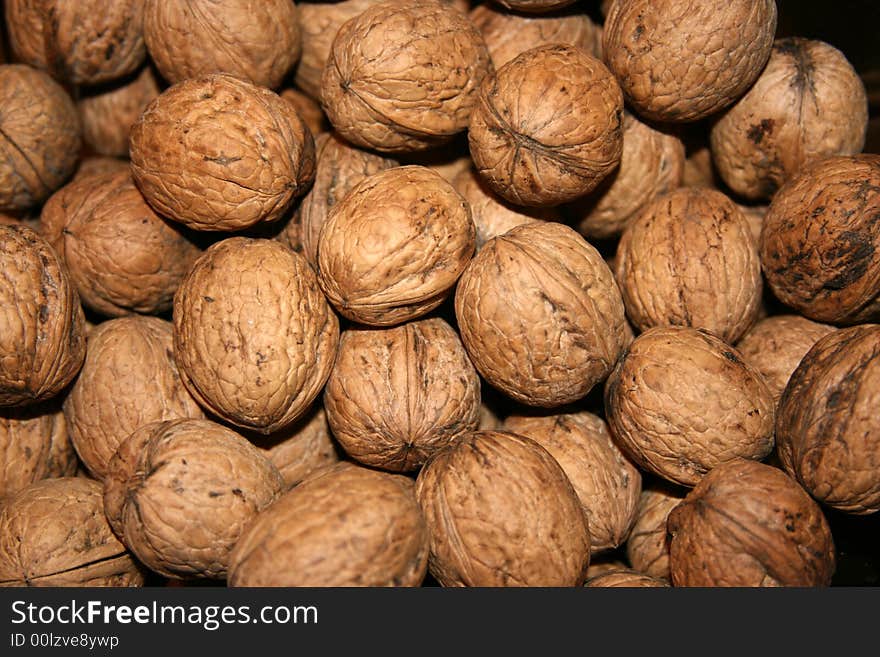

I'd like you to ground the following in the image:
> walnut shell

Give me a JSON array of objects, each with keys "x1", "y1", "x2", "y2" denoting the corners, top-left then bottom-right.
[
  {"x1": 321, "y1": 0, "x2": 492, "y2": 153},
  {"x1": 103, "y1": 418, "x2": 284, "y2": 579},
  {"x1": 63, "y1": 316, "x2": 204, "y2": 480},
  {"x1": 735, "y1": 315, "x2": 836, "y2": 404},
  {"x1": 470, "y1": 4, "x2": 600, "y2": 69},
  {"x1": 0, "y1": 65, "x2": 81, "y2": 212},
  {"x1": 415, "y1": 430, "x2": 590, "y2": 586},
  {"x1": 317, "y1": 166, "x2": 475, "y2": 326},
  {"x1": 625, "y1": 483, "x2": 684, "y2": 580},
  {"x1": 130, "y1": 74, "x2": 316, "y2": 232},
  {"x1": 710, "y1": 39, "x2": 868, "y2": 201},
  {"x1": 615, "y1": 187, "x2": 763, "y2": 344},
  {"x1": 572, "y1": 112, "x2": 685, "y2": 240},
  {"x1": 228, "y1": 462, "x2": 429, "y2": 587},
  {"x1": 281, "y1": 88, "x2": 329, "y2": 138},
  {"x1": 0, "y1": 478, "x2": 144, "y2": 587},
  {"x1": 0, "y1": 226, "x2": 86, "y2": 407},
  {"x1": 737, "y1": 203, "x2": 767, "y2": 245},
  {"x1": 78, "y1": 65, "x2": 160, "y2": 158},
  {"x1": 39, "y1": 169, "x2": 201, "y2": 317},
  {"x1": 491, "y1": 0, "x2": 576, "y2": 12},
  {"x1": 5, "y1": 0, "x2": 146, "y2": 85},
  {"x1": 602, "y1": 0, "x2": 777, "y2": 123},
  {"x1": 605, "y1": 327, "x2": 775, "y2": 487},
  {"x1": 760, "y1": 155, "x2": 880, "y2": 324},
  {"x1": 584, "y1": 569, "x2": 669, "y2": 587},
  {"x1": 455, "y1": 221, "x2": 627, "y2": 407},
  {"x1": 143, "y1": 0, "x2": 300, "y2": 89},
  {"x1": 667, "y1": 459, "x2": 835, "y2": 586},
  {"x1": 299, "y1": 133, "x2": 398, "y2": 267},
  {"x1": 173, "y1": 238, "x2": 339, "y2": 434},
  {"x1": 776, "y1": 325, "x2": 880, "y2": 515},
  {"x1": 503, "y1": 411, "x2": 641, "y2": 553},
  {"x1": 0, "y1": 403, "x2": 76, "y2": 498},
  {"x1": 584, "y1": 557, "x2": 628, "y2": 579},
  {"x1": 324, "y1": 318, "x2": 480, "y2": 472},
  {"x1": 73, "y1": 156, "x2": 129, "y2": 181},
  {"x1": 469, "y1": 44, "x2": 623, "y2": 207}
]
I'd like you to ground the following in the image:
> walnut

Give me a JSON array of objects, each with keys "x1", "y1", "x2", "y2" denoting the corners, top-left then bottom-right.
[
  {"x1": 604, "y1": 327, "x2": 775, "y2": 487},
  {"x1": 0, "y1": 403, "x2": 76, "y2": 498},
  {"x1": 73, "y1": 157, "x2": 129, "y2": 181},
  {"x1": 173, "y1": 238, "x2": 340, "y2": 434},
  {"x1": 469, "y1": 44, "x2": 623, "y2": 207},
  {"x1": 143, "y1": 0, "x2": 300, "y2": 89},
  {"x1": 710, "y1": 39, "x2": 868, "y2": 201},
  {"x1": 129, "y1": 74, "x2": 316, "y2": 232},
  {"x1": 281, "y1": 88, "x2": 329, "y2": 138},
  {"x1": 321, "y1": 0, "x2": 492, "y2": 153},
  {"x1": 735, "y1": 315, "x2": 836, "y2": 404},
  {"x1": 503, "y1": 411, "x2": 641, "y2": 553},
  {"x1": 228, "y1": 462, "x2": 429, "y2": 587},
  {"x1": 584, "y1": 557, "x2": 628, "y2": 580},
  {"x1": 324, "y1": 318, "x2": 480, "y2": 472},
  {"x1": 0, "y1": 478, "x2": 144, "y2": 586},
  {"x1": 571, "y1": 112, "x2": 684, "y2": 240},
  {"x1": 415, "y1": 430, "x2": 590, "y2": 586},
  {"x1": 0, "y1": 226, "x2": 86, "y2": 407},
  {"x1": 298, "y1": 133, "x2": 397, "y2": 267},
  {"x1": 776, "y1": 325, "x2": 880, "y2": 515},
  {"x1": 5, "y1": 0, "x2": 146, "y2": 85},
  {"x1": 584, "y1": 569, "x2": 669, "y2": 587},
  {"x1": 737, "y1": 203, "x2": 768, "y2": 245},
  {"x1": 63, "y1": 316, "x2": 204, "y2": 480},
  {"x1": 78, "y1": 66, "x2": 160, "y2": 158},
  {"x1": 667, "y1": 459, "x2": 836, "y2": 586},
  {"x1": 614, "y1": 187, "x2": 763, "y2": 343},
  {"x1": 455, "y1": 222, "x2": 627, "y2": 407},
  {"x1": 0, "y1": 65, "x2": 81, "y2": 212},
  {"x1": 317, "y1": 166, "x2": 475, "y2": 326},
  {"x1": 760, "y1": 155, "x2": 880, "y2": 324},
  {"x1": 602, "y1": 0, "x2": 777, "y2": 123},
  {"x1": 103, "y1": 418, "x2": 284, "y2": 579},
  {"x1": 683, "y1": 145, "x2": 718, "y2": 189},
  {"x1": 625, "y1": 483, "x2": 684, "y2": 580},
  {"x1": 490, "y1": 0, "x2": 576, "y2": 12},
  {"x1": 39, "y1": 169, "x2": 201, "y2": 318}
]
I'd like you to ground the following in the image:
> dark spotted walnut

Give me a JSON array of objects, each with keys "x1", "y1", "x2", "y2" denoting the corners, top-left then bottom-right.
[
  {"x1": 776, "y1": 325, "x2": 880, "y2": 515},
  {"x1": 605, "y1": 327, "x2": 775, "y2": 487},
  {"x1": 626, "y1": 483, "x2": 684, "y2": 580},
  {"x1": 667, "y1": 459, "x2": 836, "y2": 587}
]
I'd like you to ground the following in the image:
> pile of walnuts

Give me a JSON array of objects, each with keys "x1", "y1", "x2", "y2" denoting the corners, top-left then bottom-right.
[{"x1": 0, "y1": 0, "x2": 876, "y2": 589}]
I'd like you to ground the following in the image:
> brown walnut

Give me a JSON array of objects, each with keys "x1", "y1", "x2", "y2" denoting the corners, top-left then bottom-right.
[
  {"x1": 491, "y1": 0, "x2": 576, "y2": 13},
  {"x1": 625, "y1": 482, "x2": 684, "y2": 581},
  {"x1": 280, "y1": 88, "x2": 329, "y2": 138},
  {"x1": 584, "y1": 569, "x2": 669, "y2": 587}
]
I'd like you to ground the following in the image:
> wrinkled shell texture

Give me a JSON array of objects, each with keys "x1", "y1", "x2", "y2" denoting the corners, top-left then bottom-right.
[
  {"x1": 602, "y1": 0, "x2": 777, "y2": 122},
  {"x1": 760, "y1": 155, "x2": 880, "y2": 324},
  {"x1": 615, "y1": 187, "x2": 763, "y2": 344},
  {"x1": 452, "y1": 168, "x2": 553, "y2": 249},
  {"x1": 281, "y1": 88, "x2": 328, "y2": 138},
  {"x1": 626, "y1": 484, "x2": 684, "y2": 580},
  {"x1": 0, "y1": 226, "x2": 86, "y2": 407},
  {"x1": 470, "y1": 4, "x2": 600, "y2": 69},
  {"x1": 78, "y1": 65, "x2": 160, "y2": 158},
  {"x1": 5, "y1": 0, "x2": 146, "y2": 85},
  {"x1": 416, "y1": 430, "x2": 590, "y2": 586},
  {"x1": 455, "y1": 222, "x2": 627, "y2": 407},
  {"x1": 584, "y1": 569, "x2": 669, "y2": 587},
  {"x1": 605, "y1": 327, "x2": 775, "y2": 487},
  {"x1": 229, "y1": 462, "x2": 429, "y2": 587},
  {"x1": 63, "y1": 316, "x2": 205, "y2": 480},
  {"x1": 103, "y1": 419, "x2": 284, "y2": 579},
  {"x1": 174, "y1": 238, "x2": 339, "y2": 434},
  {"x1": 299, "y1": 133, "x2": 397, "y2": 266},
  {"x1": 469, "y1": 44, "x2": 623, "y2": 207},
  {"x1": 143, "y1": 0, "x2": 301, "y2": 89},
  {"x1": 668, "y1": 459, "x2": 835, "y2": 587},
  {"x1": 39, "y1": 169, "x2": 201, "y2": 317},
  {"x1": 711, "y1": 39, "x2": 868, "y2": 201},
  {"x1": 574, "y1": 112, "x2": 685, "y2": 240},
  {"x1": 0, "y1": 65, "x2": 81, "y2": 212},
  {"x1": 318, "y1": 166, "x2": 475, "y2": 326},
  {"x1": 321, "y1": 0, "x2": 492, "y2": 153},
  {"x1": 736, "y1": 315, "x2": 836, "y2": 404},
  {"x1": 0, "y1": 404, "x2": 76, "y2": 498},
  {"x1": 325, "y1": 318, "x2": 480, "y2": 472},
  {"x1": 503, "y1": 412, "x2": 641, "y2": 553},
  {"x1": 0, "y1": 478, "x2": 144, "y2": 587},
  {"x1": 776, "y1": 325, "x2": 880, "y2": 515},
  {"x1": 130, "y1": 74, "x2": 316, "y2": 232},
  {"x1": 492, "y1": 0, "x2": 576, "y2": 12}
]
